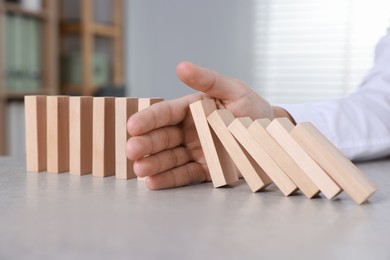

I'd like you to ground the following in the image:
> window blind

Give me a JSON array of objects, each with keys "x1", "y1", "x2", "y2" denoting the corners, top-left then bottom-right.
[{"x1": 254, "y1": 0, "x2": 390, "y2": 104}]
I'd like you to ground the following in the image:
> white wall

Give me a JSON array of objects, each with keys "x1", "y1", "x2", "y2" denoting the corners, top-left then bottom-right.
[{"x1": 125, "y1": 0, "x2": 256, "y2": 99}]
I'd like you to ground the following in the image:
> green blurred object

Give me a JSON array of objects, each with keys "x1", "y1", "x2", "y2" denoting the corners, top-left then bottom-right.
[{"x1": 61, "y1": 52, "x2": 109, "y2": 86}]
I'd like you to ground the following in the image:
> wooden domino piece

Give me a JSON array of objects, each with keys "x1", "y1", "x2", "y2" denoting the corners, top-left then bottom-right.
[
  {"x1": 189, "y1": 99, "x2": 239, "y2": 188},
  {"x1": 207, "y1": 109, "x2": 272, "y2": 192},
  {"x1": 115, "y1": 98, "x2": 138, "y2": 179},
  {"x1": 24, "y1": 96, "x2": 47, "y2": 172},
  {"x1": 138, "y1": 98, "x2": 164, "y2": 111},
  {"x1": 46, "y1": 96, "x2": 70, "y2": 173},
  {"x1": 229, "y1": 117, "x2": 297, "y2": 196},
  {"x1": 266, "y1": 118, "x2": 341, "y2": 199},
  {"x1": 69, "y1": 97, "x2": 93, "y2": 175},
  {"x1": 248, "y1": 119, "x2": 319, "y2": 198},
  {"x1": 137, "y1": 97, "x2": 163, "y2": 180},
  {"x1": 290, "y1": 122, "x2": 377, "y2": 204},
  {"x1": 92, "y1": 97, "x2": 116, "y2": 177}
]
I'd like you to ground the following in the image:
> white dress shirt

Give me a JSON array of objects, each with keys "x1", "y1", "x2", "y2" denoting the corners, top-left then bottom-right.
[{"x1": 281, "y1": 27, "x2": 390, "y2": 161}]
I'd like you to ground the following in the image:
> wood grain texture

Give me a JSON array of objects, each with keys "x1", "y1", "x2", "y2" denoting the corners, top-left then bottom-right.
[
  {"x1": 229, "y1": 117, "x2": 297, "y2": 196},
  {"x1": 267, "y1": 118, "x2": 341, "y2": 199},
  {"x1": 69, "y1": 97, "x2": 93, "y2": 175},
  {"x1": 248, "y1": 119, "x2": 319, "y2": 198},
  {"x1": 189, "y1": 100, "x2": 239, "y2": 188},
  {"x1": 115, "y1": 98, "x2": 138, "y2": 179},
  {"x1": 25, "y1": 96, "x2": 47, "y2": 172},
  {"x1": 291, "y1": 122, "x2": 377, "y2": 204},
  {"x1": 46, "y1": 96, "x2": 69, "y2": 173},
  {"x1": 207, "y1": 109, "x2": 272, "y2": 192},
  {"x1": 92, "y1": 97, "x2": 115, "y2": 177}
]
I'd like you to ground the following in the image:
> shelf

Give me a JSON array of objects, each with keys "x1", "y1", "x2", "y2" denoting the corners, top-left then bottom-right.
[
  {"x1": 60, "y1": 21, "x2": 118, "y2": 38},
  {"x1": 4, "y1": 3, "x2": 48, "y2": 19}
]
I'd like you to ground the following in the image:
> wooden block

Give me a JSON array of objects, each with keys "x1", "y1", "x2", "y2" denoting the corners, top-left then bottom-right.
[
  {"x1": 137, "y1": 97, "x2": 164, "y2": 180},
  {"x1": 266, "y1": 118, "x2": 341, "y2": 199},
  {"x1": 229, "y1": 117, "x2": 297, "y2": 196},
  {"x1": 24, "y1": 96, "x2": 47, "y2": 172},
  {"x1": 207, "y1": 109, "x2": 272, "y2": 192},
  {"x1": 291, "y1": 122, "x2": 377, "y2": 204},
  {"x1": 248, "y1": 119, "x2": 319, "y2": 198},
  {"x1": 69, "y1": 97, "x2": 93, "y2": 175},
  {"x1": 115, "y1": 97, "x2": 138, "y2": 179},
  {"x1": 138, "y1": 98, "x2": 164, "y2": 111},
  {"x1": 46, "y1": 96, "x2": 70, "y2": 173},
  {"x1": 189, "y1": 100, "x2": 239, "y2": 188},
  {"x1": 92, "y1": 97, "x2": 116, "y2": 177}
]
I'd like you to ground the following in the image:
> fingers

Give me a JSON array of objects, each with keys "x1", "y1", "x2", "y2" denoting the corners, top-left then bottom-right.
[
  {"x1": 126, "y1": 126, "x2": 183, "y2": 160},
  {"x1": 145, "y1": 162, "x2": 208, "y2": 190},
  {"x1": 176, "y1": 61, "x2": 252, "y2": 101},
  {"x1": 127, "y1": 93, "x2": 202, "y2": 136},
  {"x1": 134, "y1": 146, "x2": 191, "y2": 177}
]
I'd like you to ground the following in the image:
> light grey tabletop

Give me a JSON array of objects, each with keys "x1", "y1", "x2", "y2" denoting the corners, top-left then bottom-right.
[{"x1": 0, "y1": 157, "x2": 389, "y2": 260}]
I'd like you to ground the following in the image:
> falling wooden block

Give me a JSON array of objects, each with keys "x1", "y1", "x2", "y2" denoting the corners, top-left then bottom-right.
[
  {"x1": 229, "y1": 117, "x2": 297, "y2": 196},
  {"x1": 115, "y1": 98, "x2": 138, "y2": 179},
  {"x1": 248, "y1": 119, "x2": 319, "y2": 198},
  {"x1": 189, "y1": 99, "x2": 239, "y2": 188},
  {"x1": 92, "y1": 97, "x2": 116, "y2": 177},
  {"x1": 137, "y1": 97, "x2": 164, "y2": 180},
  {"x1": 290, "y1": 122, "x2": 377, "y2": 204},
  {"x1": 24, "y1": 96, "x2": 47, "y2": 172},
  {"x1": 46, "y1": 96, "x2": 70, "y2": 173},
  {"x1": 207, "y1": 109, "x2": 272, "y2": 192},
  {"x1": 69, "y1": 97, "x2": 93, "y2": 175},
  {"x1": 267, "y1": 118, "x2": 341, "y2": 199}
]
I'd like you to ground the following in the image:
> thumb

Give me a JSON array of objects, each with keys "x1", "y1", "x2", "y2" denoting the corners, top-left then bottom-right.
[{"x1": 176, "y1": 61, "x2": 251, "y2": 101}]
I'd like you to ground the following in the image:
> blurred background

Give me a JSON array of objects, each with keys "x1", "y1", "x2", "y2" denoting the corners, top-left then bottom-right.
[{"x1": 0, "y1": 0, "x2": 389, "y2": 156}]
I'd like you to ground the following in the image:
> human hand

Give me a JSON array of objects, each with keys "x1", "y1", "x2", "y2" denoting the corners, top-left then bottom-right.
[{"x1": 126, "y1": 61, "x2": 289, "y2": 190}]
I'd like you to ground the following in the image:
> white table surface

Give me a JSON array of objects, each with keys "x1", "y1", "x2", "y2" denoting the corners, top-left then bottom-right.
[{"x1": 0, "y1": 157, "x2": 389, "y2": 260}]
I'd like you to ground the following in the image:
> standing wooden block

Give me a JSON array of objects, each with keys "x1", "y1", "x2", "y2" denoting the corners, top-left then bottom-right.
[
  {"x1": 46, "y1": 96, "x2": 70, "y2": 173},
  {"x1": 115, "y1": 98, "x2": 138, "y2": 179},
  {"x1": 229, "y1": 117, "x2": 297, "y2": 196},
  {"x1": 137, "y1": 97, "x2": 164, "y2": 180},
  {"x1": 25, "y1": 96, "x2": 47, "y2": 172},
  {"x1": 248, "y1": 119, "x2": 319, "y2": 198},
  {"x1": 189, "y1": 100, "x2": 239, "y2": 188},
  {"x1": 92, "y1": 97, "x2": 116, "y2": 177},
  {"x1": 207, "y1": 109, "x2": 272, "y2": 192},
  {"x1": 69, "y1": 97, "x2": 93, "y2": 175},
  {"x1": 291, "y1": 122, "x2": 377, "y2": 204},
  {"x1": 266, "y1": 118, "x2": 341, "y2": 199},
  {"x1": 138, "y1": 98, "x2": 164, "y2": 111}
]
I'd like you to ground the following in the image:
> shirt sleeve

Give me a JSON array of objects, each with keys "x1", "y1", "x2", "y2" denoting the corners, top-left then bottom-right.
[{"x1": 279, "y1": 27, "x2": 390, "y2": 161}]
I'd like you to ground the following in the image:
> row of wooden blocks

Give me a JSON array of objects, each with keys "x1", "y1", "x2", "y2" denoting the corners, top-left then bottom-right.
[
  {"x1": 24, "y1": 95, "x2": 163, "y2": 179},
  {"x1": 190, "y1": 99, "x2": 377, "y2": 205},
  {"x1": 25, "y1": 95, "x2": 377, "y2": 205}
]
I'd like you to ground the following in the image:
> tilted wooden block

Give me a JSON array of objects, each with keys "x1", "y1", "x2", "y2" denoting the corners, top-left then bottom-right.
[
  {"x1": 92, "y1": 97, "x2": 116, "y2": 177},
  {"x1": 25, "y1": 96, "x2": 47, "y2": 172},
  {"x1": 248, "y1": 119, "x2": 319, "y2": 198},
  {"x1": 207, "y1": 109, "x2": 272, "y2": 192},
  {"x1": 267, "y1": 118, "x2": 341, "y2": 199},
  {"x1": 290, "y1": 122, "x2": 377, "y2": 204},
  {"x1": 46, "y1": 96, "x2": 70, "y2": 173},
  {"x1": 189, "y1": 99, "x2": 239, "y2": 188},
  {"x1": 115, "y1": 98, "x2": 138, "y2": 179},
  {"x1": 69, "y1": 97, "x2": 93, "y2": 175},
  {"x1": 229, "y1": 117, "x2": 297, "y2": 196}
]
